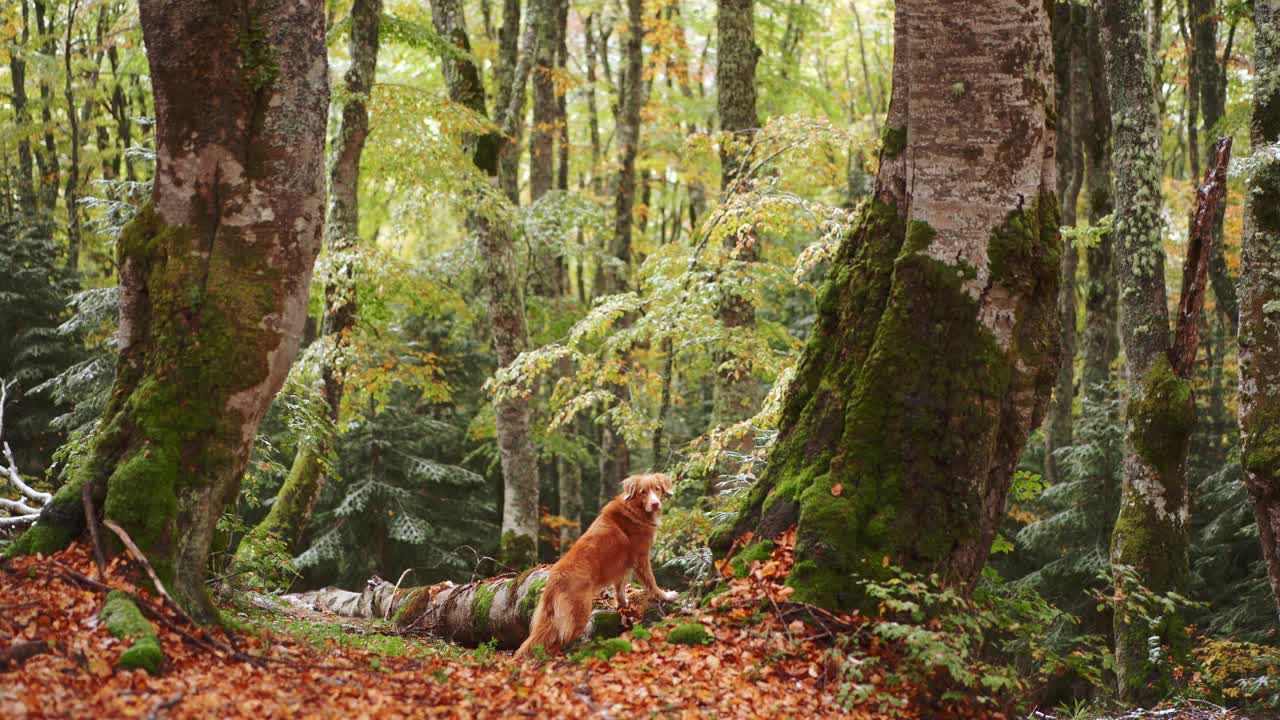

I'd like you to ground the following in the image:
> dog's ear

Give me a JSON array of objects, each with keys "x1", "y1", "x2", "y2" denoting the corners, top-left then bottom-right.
[
  {"x1": 658, "y1": 473, "x2": 673, "y2": 496},
  {"x1": 622, "y1": 475, "x2": 640, "y2": 500}
]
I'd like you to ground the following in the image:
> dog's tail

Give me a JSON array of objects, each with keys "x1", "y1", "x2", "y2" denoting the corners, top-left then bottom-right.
[{"x1": 513, "y1": 572, "x2": 590, "y2": 659}]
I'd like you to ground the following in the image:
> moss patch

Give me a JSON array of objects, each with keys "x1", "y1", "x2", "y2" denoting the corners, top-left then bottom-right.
[
  {"x1": 518, "y1": 575, "x2": 548, "y2": 626},
  {"x1": 569, "y1": 637, "x2": 633, "y2": 663},
  {"x1": 1127, "y1": 354, "x2": 1196, "y2": 482},
  {"x1": 101, "y1": 590, "x2": 163, "y2": 674},
  {"x1": 499, "y1": 530, "x2": 537, "y2": 571},
  {"x1": 730, "y1": 540, "x2": 776, "y2": 579},
  {"x1": 471, "y1": 581, "x2": 500, "y2": 639},
  {"x1": 666, "y1": 623, "x2": 713, "y2": 645},
  {"x1": 881, "y1": 126, "x2": 907, "y2": 159}
]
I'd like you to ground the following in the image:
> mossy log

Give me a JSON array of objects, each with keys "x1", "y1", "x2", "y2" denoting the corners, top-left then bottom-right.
[{"x1": 284, "y1": 568, "x2": 624, "y2": 650}]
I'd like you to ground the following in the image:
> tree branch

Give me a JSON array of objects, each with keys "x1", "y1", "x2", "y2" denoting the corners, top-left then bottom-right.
[{"x1": 1171, "y1": 135, "x2": 1232, "y2": 378}]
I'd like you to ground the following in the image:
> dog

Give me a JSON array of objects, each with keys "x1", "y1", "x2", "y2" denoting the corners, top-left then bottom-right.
[{"x1": 514, "y1": 473, "x2": 677, "y2": 658}]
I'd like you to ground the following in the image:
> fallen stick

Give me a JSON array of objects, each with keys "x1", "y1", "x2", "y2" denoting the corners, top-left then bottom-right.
[{"x1": 81, "y1": 481, "x2": 106, "y2": 581}]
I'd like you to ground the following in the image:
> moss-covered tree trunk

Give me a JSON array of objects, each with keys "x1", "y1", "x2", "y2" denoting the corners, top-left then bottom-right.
[
  {"x1": 243, "y1": 0, "x2": 382, "y2": 557},
  {"x1": 711, "y1": 0, "x2": 763, "y2": 427},
  {"x1": 717, "y1": 0, "x2": 1060, "y2": 611},
  {"x1": 286, "y1": 568, "x2": 623, "y2": 649},
  {"x1": 9, "y1": 0, "x2": 329, "y2": 622},
  {"x1": 1100, "y1": 0, "x2": 1185, "y2": 700},
  {"x1": 432, "y1": 0, "x2": 542, "y2": 570},
  {"x1": 1240, "y1": 0, "x2": 1280, "y2": 626},
  {"x1": 1045, "y1": 1, "x2": 1085, "y2": 485},
  {"x1": 1100, "y1": 0, "x2": 1231, "y2": 697}
]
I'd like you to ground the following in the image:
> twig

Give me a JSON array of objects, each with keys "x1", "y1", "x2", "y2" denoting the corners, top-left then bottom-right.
[
  {"x1": 145, "y1": 692, "x2": 183, "y2": 720},
  {"x1": 101, "y1": 519, "x2": 193, "y2": 626},
  {"x1": 49, "y1": 561, "x2": 358, "y2": 672},
  {"x1": 384, "y1": 568, "x2": 414, "y2": 620},
  {"x1": 82, "y1": 481, "x2": 106, "y2": 581}
]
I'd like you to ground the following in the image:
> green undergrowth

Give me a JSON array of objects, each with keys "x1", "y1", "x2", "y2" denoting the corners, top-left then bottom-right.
[{"x1": 568, "y1": 637, "x2": 633, "y2": 663}]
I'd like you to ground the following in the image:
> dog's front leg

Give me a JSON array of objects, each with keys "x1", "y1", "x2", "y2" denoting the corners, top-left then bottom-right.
[
  {"x1": 637, "y1": 556, "x2": 677, "y2": 602},
  {"x1": 613, "y1": 579, "x2": 629, "y2": 609}
]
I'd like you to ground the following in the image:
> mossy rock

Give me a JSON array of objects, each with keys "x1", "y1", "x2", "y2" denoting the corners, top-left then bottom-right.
[
  {"x1": 666, "y1": 622, "x2": 713, "y2": 645},
  {"x1": 589, "y1": 610, "x2": 624, "y2": 639},
  {"x1": 100, "y1": 590, "x2": 163, "y2": 674}
]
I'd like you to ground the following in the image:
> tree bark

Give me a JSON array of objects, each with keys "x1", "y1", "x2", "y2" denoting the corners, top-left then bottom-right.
[
  {"x1": 716, "y1": 0, "x2": 1060, "y2": 612},
  {"x1": 432, "y1": 0, "x2": 541, "y2": 570},
  {"x1": 8, "y1": 0, "x2": 330, "y2": 623},
  {"x1": 243, "y1": 0, "x2": 382, "y2": 556},
  {"x1": 1045, "y1": 2, "x2": 1085, "y2": 485},
  {"x1": 711, "y1": 0, "x2": 762, "y2": 427},
  {"x1": 1239, "y1": 0, "x2": 1280, "y2": 628}
]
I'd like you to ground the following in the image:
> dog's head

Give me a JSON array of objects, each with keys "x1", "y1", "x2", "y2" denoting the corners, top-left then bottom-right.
[{"x1": 622, "y1": 473, "x2": 674, "y2": 515}]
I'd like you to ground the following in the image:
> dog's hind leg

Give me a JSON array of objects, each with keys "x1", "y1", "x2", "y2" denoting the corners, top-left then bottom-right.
[{"x1": 552, "y1": 590, "x2": 594, "y2": 646}]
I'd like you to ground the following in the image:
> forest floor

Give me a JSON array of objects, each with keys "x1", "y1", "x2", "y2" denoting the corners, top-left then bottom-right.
[{"x1": 0, "y1": 540, "x2": 1251, "y2": 720}]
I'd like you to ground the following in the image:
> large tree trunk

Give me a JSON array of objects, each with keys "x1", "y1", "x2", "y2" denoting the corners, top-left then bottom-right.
[
  {"x1": 711, "y1": 0, "x2": 762, "y2": 427},
  {"x1": 8, "y1": 0, "x2": 329, "y2": 622},
  {"x1": 243, "y1": 0, "x2": 381, "y2": 555},
  {"x1": 285, "y1": 568, "x2": 623, "y2": 649},
  {"x1": 432, "y1": 0, "x2": 542, "y2": 570},
  {"x1": 1044, "y1": 2, "x2": 1085, "y2": 485},
  {"x1": 1240, "y1": 0, "x2": 1280, "y2": 629},
  {"x1": 1101, "y1": 0, "x2": 1229, "y2": 697},
  {"x1": 716, "y1": 0, "x2": 1060, "y2": 612}
]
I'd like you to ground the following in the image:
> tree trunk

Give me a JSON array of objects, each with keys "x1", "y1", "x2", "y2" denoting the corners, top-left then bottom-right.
[
  {"x1": 1239, "y1": 0, "x2": 1280, "y2": 628},
  {"x1": 1045, "y1": 2, "x2": 1085, "y2": 485},
  {"x1": 1191, "y1": 0, "x2": 1239, "y2": 331},
  {"x1": 285, "y1": 568, "x2": 623, "y2": 649},
  {"x1": 9, "y1": 0, "x2": 36, "y2": 212},
  {"x1": 1080, "y1": 7, "x2": 1117, "y2": 404},
  {"x1": 716, "y1": 0, "x2": 1060, "y2": 612},
  {"x1": 242, "y1": 0, "x2": 381, "y2": 556},
  {"x1": 432, "y1": 0, "x2": 541, "y2": 570},
  {"x1": 711, "y1": 0, "x2": 762, "y2": 427},
  {"x1": 33, "y1": 0, "x2": 61, "y2": 215},
  {"x1": 8, "y1": 0, "x2": 330, "y2": 623},
  {"x1": 1101, "y1": 0, "x2": 1230, "y2": 695},
  {"x1": 597, "y1": 0, "x2": 646, "y2": 504},
  {"x1": 529, "y1": 0, "x2": 570, "y2": 295}
]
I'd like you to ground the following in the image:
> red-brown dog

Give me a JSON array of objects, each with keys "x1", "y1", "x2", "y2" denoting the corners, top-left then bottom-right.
[{"x1": 514, "y1": 473, "x2": 676, "y2": 658}]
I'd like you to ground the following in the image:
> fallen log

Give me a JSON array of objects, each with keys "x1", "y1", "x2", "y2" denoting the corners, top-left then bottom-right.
[{"x1": 283, "y1": 567, "x2": 625, "y2": 650}]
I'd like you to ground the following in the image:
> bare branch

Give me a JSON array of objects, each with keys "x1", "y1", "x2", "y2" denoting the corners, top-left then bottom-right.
[
  {"x1": 1171, "y1": 136, "x2": 1232, "y2": 378},
  {"x1": 0, "y1": 377, "x2": 50, "y2": 529}
]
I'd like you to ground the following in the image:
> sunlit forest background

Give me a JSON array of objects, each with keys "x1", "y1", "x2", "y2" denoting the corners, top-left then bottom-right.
[{"x1": 2, "y1": 0, "x2": 1277, "y2": 712}]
